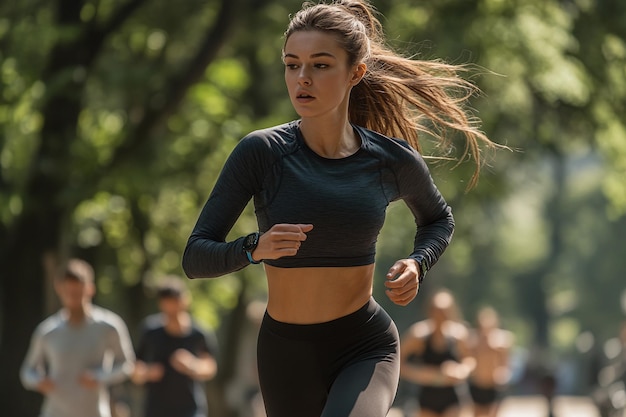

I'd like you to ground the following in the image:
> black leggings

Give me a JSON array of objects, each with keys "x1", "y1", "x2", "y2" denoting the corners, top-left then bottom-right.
[{"x1": 257, "y1": 298, "x2": 400, "y2": 417}]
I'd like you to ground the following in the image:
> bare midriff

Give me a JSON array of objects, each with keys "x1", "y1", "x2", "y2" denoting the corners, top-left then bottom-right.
[{"x1": 264, "y1": 263, "x2": 375, "y2": 324}]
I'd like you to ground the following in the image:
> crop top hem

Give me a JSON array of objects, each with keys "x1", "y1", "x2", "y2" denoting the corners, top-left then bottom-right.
[{"x1": 263, "y1": 254, "x2": 375, "y2": 268}]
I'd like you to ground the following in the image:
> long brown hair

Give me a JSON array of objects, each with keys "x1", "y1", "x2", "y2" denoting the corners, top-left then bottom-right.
[{"x1": 284, "y1": 0, "x2": 501, "y2": 188}]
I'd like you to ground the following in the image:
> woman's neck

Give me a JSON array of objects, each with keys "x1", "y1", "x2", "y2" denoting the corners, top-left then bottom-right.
[{"x1": 299, "y1": 116, "x2": 359, "y2": 159}]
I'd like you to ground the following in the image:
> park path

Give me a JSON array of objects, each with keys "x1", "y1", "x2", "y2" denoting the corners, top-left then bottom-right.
[
  {"x1": 388, "y1": 395, "x2": 601, "y2": 417},
  {"x1": 496, "y1": 395, "x2": 600, "y2": 417}
]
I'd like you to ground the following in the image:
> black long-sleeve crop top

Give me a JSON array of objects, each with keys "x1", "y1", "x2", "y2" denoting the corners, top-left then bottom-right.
[{"x1": 182, "y1": 120, "x2": 454, "y2": 278}]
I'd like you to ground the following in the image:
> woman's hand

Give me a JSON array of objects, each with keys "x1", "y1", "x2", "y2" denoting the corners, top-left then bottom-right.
[
  {"x1": 252, "y1": 224, "x2": 313, "y2": 261},
  {"x1": 384, "y1": 259, "x2": 420, "y2": 306}
]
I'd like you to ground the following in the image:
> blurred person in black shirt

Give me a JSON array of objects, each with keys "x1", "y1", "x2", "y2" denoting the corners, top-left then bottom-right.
[{"x1": 131, "y1": 277, "x2": 218, "y2": 417}]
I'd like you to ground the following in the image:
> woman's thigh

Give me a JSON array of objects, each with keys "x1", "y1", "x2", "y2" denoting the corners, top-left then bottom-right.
[
  {"x1": 322, "y1": 355, "x2": 399, "y2": 417},
  {"x1": 257, "y1": 326, "x2": 327, "y2": 417}
]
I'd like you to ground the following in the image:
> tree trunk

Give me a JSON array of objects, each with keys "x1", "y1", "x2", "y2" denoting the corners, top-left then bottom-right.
[
  {"x1": 0, "y1": 0, "x2": 245, "y2": 413},
  {"x1": 0, "y1": 1, "x2": 93, "y2": 414}
]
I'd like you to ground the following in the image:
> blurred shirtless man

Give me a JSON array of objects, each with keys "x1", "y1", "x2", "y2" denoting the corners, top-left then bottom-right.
[{"x1": 468, "y1": 306, "x2": 514, "y2": 417}]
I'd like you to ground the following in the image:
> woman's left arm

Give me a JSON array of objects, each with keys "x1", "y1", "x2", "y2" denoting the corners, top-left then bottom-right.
[
  {"x1": 400, "y1": 151, "x2": 455, "y2": 273},
  {"x1": 384, "y1": 145, "x2": 454, "y2": 305}
]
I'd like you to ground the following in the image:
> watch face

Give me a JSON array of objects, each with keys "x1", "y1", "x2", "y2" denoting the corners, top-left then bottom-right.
[{"x1": 244, "y1": 233, "x2": 258, "y2": 250}]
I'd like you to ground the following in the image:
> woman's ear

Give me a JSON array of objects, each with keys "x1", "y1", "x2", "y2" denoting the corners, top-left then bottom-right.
[{"x1": 351, "y1": 62, "x2": 367, "y2": 85}]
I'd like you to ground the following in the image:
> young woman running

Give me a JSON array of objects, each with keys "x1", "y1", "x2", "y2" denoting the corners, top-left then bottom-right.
[{"x1": 183, "y1": 1, "x2": 497, "y2": 416}]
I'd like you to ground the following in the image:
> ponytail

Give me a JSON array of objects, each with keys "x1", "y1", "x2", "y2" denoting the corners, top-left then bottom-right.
[{"x1": 286, "y1": 0, "x2": 501, "y2": 188}]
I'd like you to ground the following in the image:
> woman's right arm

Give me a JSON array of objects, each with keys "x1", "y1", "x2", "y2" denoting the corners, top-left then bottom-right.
[{"x1": 182, "y1": 136, "x2": 268, "y2": 278}]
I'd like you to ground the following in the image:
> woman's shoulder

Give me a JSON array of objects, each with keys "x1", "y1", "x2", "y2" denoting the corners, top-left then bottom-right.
[
  {"x1": 355, "y1": 125, "x2": 422, "y2": 163},
  {"x1": 226, "y1": 121, "x2": 300, "y2": 170},
  {"x1": 239, "y1": 121, "x2": 300, "y2": 153}
]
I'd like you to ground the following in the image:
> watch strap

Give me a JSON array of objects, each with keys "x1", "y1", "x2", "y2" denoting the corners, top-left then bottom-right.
[{"x1": 245, "y1": 250, "x2": 261, "y2": 264}]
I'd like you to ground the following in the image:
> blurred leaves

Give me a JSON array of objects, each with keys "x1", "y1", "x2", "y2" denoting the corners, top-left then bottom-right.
[{"x1": 0, "y1": 0, "x2": 625, "y2": 395}]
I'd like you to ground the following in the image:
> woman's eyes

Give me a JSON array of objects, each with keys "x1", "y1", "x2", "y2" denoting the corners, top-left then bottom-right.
[{"x1": 285, "y1": 63, "x2": 329, "y2": 69}]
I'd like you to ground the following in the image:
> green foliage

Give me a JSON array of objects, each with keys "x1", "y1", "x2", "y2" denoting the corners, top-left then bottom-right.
[
  {"x1": 377, "y1": 0, "x2": 626, "y2": 356},
  {"x1": 1, "y1": 3, "x2": 626, "y2": 406}
]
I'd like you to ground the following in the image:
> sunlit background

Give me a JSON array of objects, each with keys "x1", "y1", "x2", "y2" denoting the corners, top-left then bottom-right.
[{"x1": 1, "y1": 0, "x2": 625, "y2": 416}]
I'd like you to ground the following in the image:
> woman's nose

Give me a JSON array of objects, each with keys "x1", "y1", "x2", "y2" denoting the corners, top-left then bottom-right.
[{"x1": 298, "y1": 69, "x2": 311, "y2": 86}]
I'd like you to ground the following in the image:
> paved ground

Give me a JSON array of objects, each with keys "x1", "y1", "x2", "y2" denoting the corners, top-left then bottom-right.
[
  {"x1": 497, "y1": 395, "x2": 600, "y2": 417},
  {"x1": 388, "y1": 395, "x2": 601, "y2": 417}
]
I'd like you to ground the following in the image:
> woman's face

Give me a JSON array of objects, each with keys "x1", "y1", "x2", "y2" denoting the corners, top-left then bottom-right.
[{"x1": 283, "y1": 30, "x2": 364, "y2": 119}]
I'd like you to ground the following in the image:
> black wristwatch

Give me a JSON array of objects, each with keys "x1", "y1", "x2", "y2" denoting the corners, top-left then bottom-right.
[
  {"x1": 417, "y1": 259, "x2": 429, "y2": 284},
  {"x1": 243, "y1": 232, "x2": 261, "y2": 264}
]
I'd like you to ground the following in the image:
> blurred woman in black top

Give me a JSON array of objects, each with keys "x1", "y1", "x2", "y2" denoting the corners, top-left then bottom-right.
[{"x1": 400, "y1": 289, "x2": 475, "y2": 417}]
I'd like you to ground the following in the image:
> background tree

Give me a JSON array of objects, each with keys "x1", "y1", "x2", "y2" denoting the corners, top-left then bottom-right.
[{"x1": 0, "y1": 0, "x2": 251, "y2": 414}]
